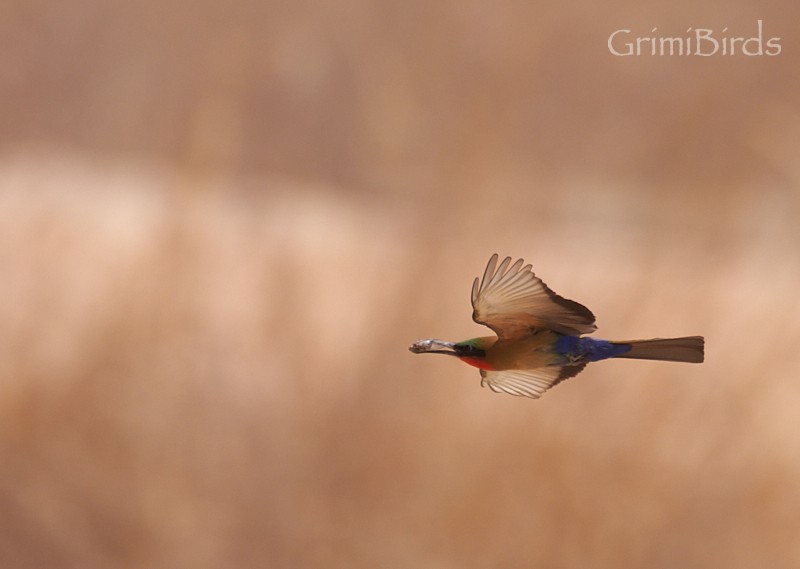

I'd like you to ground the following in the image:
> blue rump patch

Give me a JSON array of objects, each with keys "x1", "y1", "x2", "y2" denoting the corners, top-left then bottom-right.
[{"x1": 554, "y1": 336, "x2": 632, "y2": 363}]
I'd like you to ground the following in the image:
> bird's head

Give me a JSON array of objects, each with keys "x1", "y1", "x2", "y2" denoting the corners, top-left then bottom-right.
[{"x1": 409, "y1": 337, "x2": 496, "y2": 369}]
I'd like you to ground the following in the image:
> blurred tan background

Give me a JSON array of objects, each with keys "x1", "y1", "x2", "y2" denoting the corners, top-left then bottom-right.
[{"x1": 2, "y1": 1, "x2": 800, "y2": 567}]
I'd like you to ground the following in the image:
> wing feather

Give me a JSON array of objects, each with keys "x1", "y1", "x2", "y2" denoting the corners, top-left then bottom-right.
[
  {"x1": 479, "y1": 364, "x2": 587, "y2": 399},
  {"x1": 472, "y1": 254, "x2": 597, "y2": 339}
]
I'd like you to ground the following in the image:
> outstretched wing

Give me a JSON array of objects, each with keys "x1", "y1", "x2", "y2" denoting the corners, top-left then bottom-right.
[
  {"x1": 479, "y1": 364, "x2": 587, "y2": 399},
  {"x1": 471, "y1": 254, "x2": 597, "y2": 339}
]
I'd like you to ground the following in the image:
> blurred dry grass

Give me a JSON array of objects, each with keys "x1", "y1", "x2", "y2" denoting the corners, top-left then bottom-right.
[{"x1": 2, "y1": 1, "x2": 800, "y2": 568}]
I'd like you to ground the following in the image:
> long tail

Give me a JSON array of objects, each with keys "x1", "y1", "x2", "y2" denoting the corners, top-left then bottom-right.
[{"x1": 612, "y1": 336, "x2": 704, "y2": 363}]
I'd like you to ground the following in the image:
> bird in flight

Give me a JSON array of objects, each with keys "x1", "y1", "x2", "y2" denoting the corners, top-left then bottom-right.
[{"x1": 409, "y1": 254, "x2": 704, "y2": 398}]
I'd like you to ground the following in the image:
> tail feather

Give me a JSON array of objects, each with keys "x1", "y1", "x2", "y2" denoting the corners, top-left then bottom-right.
[{"x1": 612, "y1": 336, "x2": 704, "y2": 363}]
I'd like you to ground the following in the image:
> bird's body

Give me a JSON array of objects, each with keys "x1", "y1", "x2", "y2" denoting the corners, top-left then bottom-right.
[
  {"x1": 410, "y1": 254, "x2": 704, "y2": 398},
  {"x1": 456, "y1": 333, "x2": 555, "y2": 370}
]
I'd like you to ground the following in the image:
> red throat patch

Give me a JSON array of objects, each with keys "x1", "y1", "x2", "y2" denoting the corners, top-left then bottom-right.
[{"x1": 459, "y1": 357, "x2": 495, "y2": 371}]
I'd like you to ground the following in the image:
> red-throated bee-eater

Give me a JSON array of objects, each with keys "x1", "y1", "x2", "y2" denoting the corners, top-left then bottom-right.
[{"x1": 409, "y1": 254, "x2": 704, "y2": 398}]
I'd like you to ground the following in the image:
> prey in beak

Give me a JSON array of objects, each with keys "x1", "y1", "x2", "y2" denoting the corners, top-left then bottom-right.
[{"x1": 409, "y1": 339, "x2": 457, "y2": 356}]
